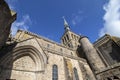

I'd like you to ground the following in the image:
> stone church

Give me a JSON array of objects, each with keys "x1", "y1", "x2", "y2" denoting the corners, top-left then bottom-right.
[{"x1": 0, "y1": 0, "x2": 120, "y2": 80}]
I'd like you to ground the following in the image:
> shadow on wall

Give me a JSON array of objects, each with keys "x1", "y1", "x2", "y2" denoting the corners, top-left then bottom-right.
[
  {"x1": 110, "y1": 40, "x2": 120, "y2": 63},
  {"x1": 0, "y1": 42, "x2": 17, "y2": 80},
  {"x1": 107, "y1": 76, "x2": 120, "y2": 80},
  {"x1": 98, "y1": 40, "x2": 120, "y2": 66},
  {"x1": 0, "y1": 0, "x2": 16, "y2": 48}
]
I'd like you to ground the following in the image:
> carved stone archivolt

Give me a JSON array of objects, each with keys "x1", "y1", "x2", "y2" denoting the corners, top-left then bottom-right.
[{"x1": 0, "y1": 45, "x2": 47, "y2": 72}]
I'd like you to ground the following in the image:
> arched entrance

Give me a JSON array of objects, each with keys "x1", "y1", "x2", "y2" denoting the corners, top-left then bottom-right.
[
  {"x1": 10, "y1": 55, "x2": 36, "y2": 80},
  {"x1": 0, "y1": 45, "x2": 47, "y2": 80}
]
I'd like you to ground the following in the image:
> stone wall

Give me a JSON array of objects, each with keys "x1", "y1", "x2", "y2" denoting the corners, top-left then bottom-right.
[
  {"x1": 0, "y1": 0, "x2": 16, "y2": 48},
  {"x1": 0, "y1": 30, "x2": 95, "y2": 80}
]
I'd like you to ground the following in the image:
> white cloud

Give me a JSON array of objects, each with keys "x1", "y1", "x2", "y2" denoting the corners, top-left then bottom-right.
[
  {"x1": 99, "y1": 0, "x2": 120, "y2": 37},
  {"x1": 71, "y1": 11, "x2": 83, "y2": 26},
  {"x1": 11, "y1": 15, "x2": 32, "y2": 35}
]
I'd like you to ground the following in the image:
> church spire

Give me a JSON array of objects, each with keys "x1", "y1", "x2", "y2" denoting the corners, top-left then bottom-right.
[{"x1": 63, "y1": 16, "x2": 70, "y2": 31}]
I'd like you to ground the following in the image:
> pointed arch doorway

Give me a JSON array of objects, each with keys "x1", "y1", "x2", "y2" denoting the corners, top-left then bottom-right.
[
  {"x1": 0, "y1": 45, "x2": 47, "y2": 80},
  {"x1": 10, "y1": 55, "x2": 36, "y2": 80}
]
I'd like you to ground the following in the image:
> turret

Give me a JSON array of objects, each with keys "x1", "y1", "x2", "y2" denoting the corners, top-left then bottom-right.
[
  {"x1": 0, "y1": 0, "x2": 17, "y2": 48},
  {"x1": 79, "y1": 36, "x2": 106, "y2": 71},
  {"x1": 61, "y1": 17, "x2": 80, "y2": 49}
]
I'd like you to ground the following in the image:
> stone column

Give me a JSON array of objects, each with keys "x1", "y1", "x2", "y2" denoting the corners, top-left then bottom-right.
[
  {"x1": 0, "y1": 0, "x2": 17, "y2": 48},
  {"x1": 79, "y1": 62, "x2": 96, "y2": 80},
  {"x1": 79, "y1": 36, "x2": 106, "y2": 71}
]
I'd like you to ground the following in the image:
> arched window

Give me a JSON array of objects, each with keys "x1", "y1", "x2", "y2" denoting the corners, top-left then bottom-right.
[
  {"x1": 60, "y1": 48, "x2": 63, "y2": 52},
  {"x1": 66, "y1": 34, "x2": 69, "y2": 40},
  {"x1": 73, "y1": 67, "x2": 79, "y2": 80},
  {"x1": 62, "y1": 39, "x2": 65, "y2": 44},
  {"x1": 47, "y1": 44, "x2": 50, "y2": 48},
  {"x1": 52, "y1": 64, "x2": 58, "y2": 80}
]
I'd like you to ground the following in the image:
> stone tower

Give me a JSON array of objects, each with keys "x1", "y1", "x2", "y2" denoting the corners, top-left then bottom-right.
[
  {"x1": 61, "y1": 17, "x2": 80, "y2": 49},
  {"x1": 61, "y1": 17, "x2": 106, "y2": 72},
  {"x1": 79, "y1": 36, "x2": 106, "y2": 71}
]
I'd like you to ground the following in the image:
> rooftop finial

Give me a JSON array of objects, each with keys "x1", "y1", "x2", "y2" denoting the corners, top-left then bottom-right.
[{"x1": 62, "y1": 16, "x2": 70, "y2": 31}]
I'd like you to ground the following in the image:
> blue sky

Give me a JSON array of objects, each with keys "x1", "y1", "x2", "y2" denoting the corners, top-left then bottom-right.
[{"x1": 6, "y1": 0, "x2": 120, "y2": 43}]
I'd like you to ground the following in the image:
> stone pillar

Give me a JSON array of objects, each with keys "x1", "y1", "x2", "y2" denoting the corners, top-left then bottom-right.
[
  {"x1": 79, "y1": 62, "x2": 96, "y2": 80},
  {"x1": 84, "y1": 64, "x2": 96, "y2": 80},
  {"x1": 79, "y1": 36, "x2": 106, "y2": 71},
  {"x1": 0, "y1": 0, "x2": 17, "y2": 48}
]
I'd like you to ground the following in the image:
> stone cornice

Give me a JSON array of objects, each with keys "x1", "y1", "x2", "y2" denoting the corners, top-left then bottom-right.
[
  {"x1": 93, "y1": 34, "x2": 110, "y2": 47},
  {"x1": 42, "y1": 46, "x2": 86, "y2": 63},
  {"x1": 95, "y1": 62, "x2": 120, "y2": 74},
  {"x1": 0, "y1": 65, "x2": 44, "y2": 73}
]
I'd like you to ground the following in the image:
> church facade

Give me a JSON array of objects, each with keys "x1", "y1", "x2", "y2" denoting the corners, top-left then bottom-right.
[{"x1": 0, "y1": 0, "x2": 120, "y2": 80}]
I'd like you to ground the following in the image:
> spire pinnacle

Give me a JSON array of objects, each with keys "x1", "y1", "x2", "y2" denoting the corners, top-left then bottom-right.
[{"x1": 62, "y1": 16, "x2": 70, "y2": 31}]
